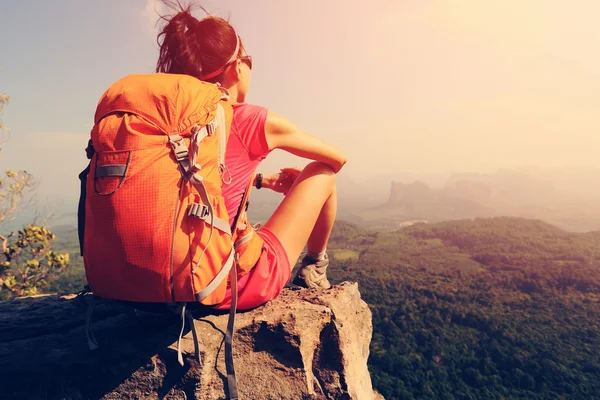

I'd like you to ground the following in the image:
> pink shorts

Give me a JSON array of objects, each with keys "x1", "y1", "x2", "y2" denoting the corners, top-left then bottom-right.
[{"x1": 214, "y1": 227, "x2": 291, "y2": 311}]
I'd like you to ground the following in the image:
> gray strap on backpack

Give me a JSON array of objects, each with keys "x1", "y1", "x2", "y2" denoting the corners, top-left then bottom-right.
[
  {"x1": 176, "y1": 304, "x2": 187, "y2": 366},
  {"x1": 176, "y1": 303, "x2": 201, "y2": 366},
  {"x1": 78, "y1": 287, "x2": 99, "y2": 351},
  {"x1": 185, "y1": 308, "x2": 201, "y2": 364},
  {"x1": 225, "y1": 259, "x2": 239, "y2": 399},
  {"x1": 215, "y1": 104, "x2": 232, "y2": 184}
]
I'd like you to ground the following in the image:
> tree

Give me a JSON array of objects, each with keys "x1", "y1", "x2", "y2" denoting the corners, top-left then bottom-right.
[{"x1": 0, "y1": 94, "x2": 69, "y2": 299}]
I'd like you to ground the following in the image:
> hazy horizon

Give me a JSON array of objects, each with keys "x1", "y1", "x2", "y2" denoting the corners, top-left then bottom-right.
[{"x1": 1, "y1": 0, "x2": 599, "y2": 203}]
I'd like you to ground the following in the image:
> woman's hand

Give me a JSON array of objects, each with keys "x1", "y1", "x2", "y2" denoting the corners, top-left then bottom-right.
[{"x1": 263, "y1": 167, "x2": 303, "y2": 195}]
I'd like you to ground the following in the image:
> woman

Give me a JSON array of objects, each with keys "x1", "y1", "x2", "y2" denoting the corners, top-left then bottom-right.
[{"x1": 156, "y1": 5, "x2": 347, "y2": 310}]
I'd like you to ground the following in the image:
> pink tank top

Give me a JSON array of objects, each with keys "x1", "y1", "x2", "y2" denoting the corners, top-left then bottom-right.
[{"x1": 222, "y1": 103, "x2": 271, "y2": 226}]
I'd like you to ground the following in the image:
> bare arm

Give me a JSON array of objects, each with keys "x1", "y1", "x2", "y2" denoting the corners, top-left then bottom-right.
[{"x1": 264, "y1": 110, "x2": 347, "y2": 173}]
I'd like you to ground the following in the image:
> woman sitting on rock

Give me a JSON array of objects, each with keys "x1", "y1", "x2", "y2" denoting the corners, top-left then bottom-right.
[{"x1": 155, "y1": 3, "x2": 347, "y2": 310}]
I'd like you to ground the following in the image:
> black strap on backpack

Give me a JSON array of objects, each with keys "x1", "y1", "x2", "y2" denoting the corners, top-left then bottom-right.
[{"x1": 77, "y1": 140, "x2": 95, "y2": 256}]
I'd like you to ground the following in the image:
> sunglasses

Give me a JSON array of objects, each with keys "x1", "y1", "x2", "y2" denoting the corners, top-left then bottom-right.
[
  {"x1": 201, "y1": 55, "x2": 252, "y2": 81},
  {"x1": 237, "y1": 55, "x2": 252, "y2": 70},
  {"x1": 221, "y1": 55, "x2": 252, "y2": 73}
]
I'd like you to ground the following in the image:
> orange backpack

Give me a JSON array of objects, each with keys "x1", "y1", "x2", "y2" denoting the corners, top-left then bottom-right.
[{"x1": 77, "y1": 73, "x2": 262, "y2": 399}]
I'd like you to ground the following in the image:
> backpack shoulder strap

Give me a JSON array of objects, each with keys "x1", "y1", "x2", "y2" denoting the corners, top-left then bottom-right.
[{"x1": 231, "y1": 173, "x2": 255, "y2": 232}]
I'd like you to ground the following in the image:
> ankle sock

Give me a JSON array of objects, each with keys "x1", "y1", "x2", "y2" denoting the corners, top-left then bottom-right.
[{"x1": 306, "y1": 250, "x2": 327, "y2": 261}]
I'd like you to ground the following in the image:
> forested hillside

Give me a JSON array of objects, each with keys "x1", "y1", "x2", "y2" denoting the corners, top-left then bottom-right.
[
  {"x1": 325, "y1": 218, "x2": 600, "y2": 399},
  {"x1": 48, "y1": 217, "x2": 600, "y2": 399}
]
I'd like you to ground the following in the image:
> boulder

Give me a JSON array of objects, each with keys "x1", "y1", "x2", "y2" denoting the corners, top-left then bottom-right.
[{"x1": 0, "y1": 282, "x2": 381, "y2": 399}]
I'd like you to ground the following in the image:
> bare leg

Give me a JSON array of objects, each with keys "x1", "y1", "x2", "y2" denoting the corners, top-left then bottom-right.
[
  {"x1": 306, "y1": 185, "x2": 337, "y2": 255},
  {"x1": 262, "y1": 161, "x2": 337, "y2": 270}
]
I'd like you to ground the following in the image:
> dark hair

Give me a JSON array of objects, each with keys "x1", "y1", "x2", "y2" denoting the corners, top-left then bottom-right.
[{"x1": 155, "y1": 1, "x2": 243, "y2": 83}]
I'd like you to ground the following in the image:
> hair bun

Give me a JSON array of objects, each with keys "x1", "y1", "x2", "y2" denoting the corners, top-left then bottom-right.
[{"x1": 156, "y1": 3, "x2": 242, "y2": 83}]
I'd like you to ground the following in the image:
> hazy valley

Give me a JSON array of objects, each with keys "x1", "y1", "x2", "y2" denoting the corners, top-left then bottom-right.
[
  {"x1": 248, "y1": 166, "x2": 600, "y2": 233},
  {"x1": 5, "y1": 166, "x2": 600, "y2": 399}
]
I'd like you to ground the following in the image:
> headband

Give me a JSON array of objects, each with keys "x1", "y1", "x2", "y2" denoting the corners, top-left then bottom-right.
[{"x1": 199, "y1": 35, "x2": 240, "y2": 80}]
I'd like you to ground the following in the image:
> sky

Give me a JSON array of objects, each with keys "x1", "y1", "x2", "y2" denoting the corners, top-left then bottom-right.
[{"x1": 1, "y1": 0, "x2": 599, "y2": 203}]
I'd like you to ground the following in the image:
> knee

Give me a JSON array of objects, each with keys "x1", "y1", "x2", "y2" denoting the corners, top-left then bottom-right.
[
  {"x1": 294, "y1": 162, "x2": 336, "y2": 194},
  {"x1": 303, "y1": 161, "x2": 336, "y2": 177},
  {"x1": 302, "y1": 162, "x2": 336, "y2": 185}
]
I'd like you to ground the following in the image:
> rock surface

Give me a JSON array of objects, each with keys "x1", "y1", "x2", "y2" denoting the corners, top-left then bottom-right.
[{"x1": 0, "y1": 282, "x2": 381, "y2": 400}]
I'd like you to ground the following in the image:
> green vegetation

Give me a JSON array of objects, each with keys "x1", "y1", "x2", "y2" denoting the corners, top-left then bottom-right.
[
  {"x1": 0, "y1": 95, "x2": 69, "y2": 299},
  {"x1": 327, "y1": 218, "x2": 600, "y2": 399},
  {"x1": 1, "y1": 225, "x2": 69, "y2": 299},
  {"x1": 46, "y1": 225, "x2": 84, "y2": 294},
  {"x1": 47, "y1": 217, "x2": 600, "y2": 399},
  {"x1": 330, "y1": 249, "x2": 360, "y2": 261}
]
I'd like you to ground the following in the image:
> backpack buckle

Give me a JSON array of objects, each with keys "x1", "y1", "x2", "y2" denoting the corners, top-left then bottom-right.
[
  {"x1": 187, "y1": 203, "x2": 210, "y2": 220},
  {"x1": 168, "y1": 134, "x2": 192, "y2": 176},
  {"x1": 169, "y1": 139, "x2": 189, "y2": 162},
  {"x1": 206, "y1": 122, "x2": 215, "y2": 136}
]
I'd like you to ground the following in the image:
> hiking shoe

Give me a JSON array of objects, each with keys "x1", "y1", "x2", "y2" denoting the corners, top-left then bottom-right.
[{"x1": 292, "y1": 254, "x2": 331, "y2": 289}]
